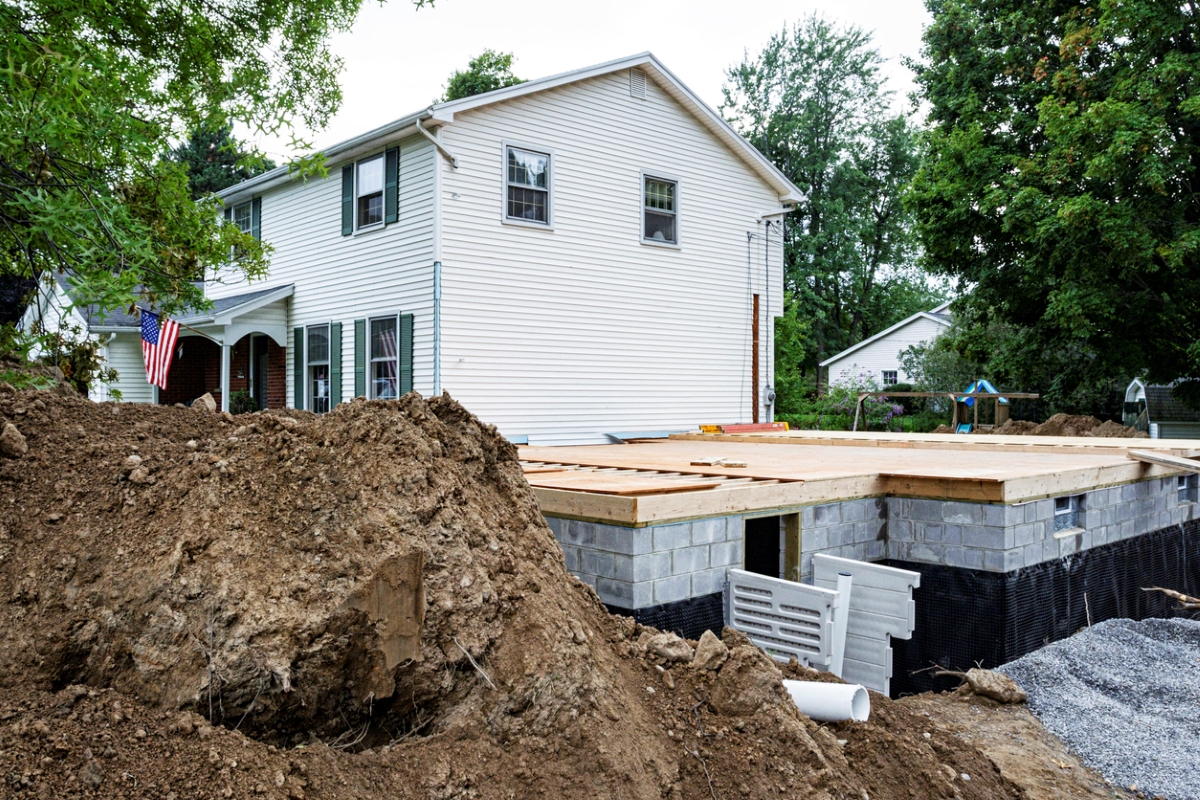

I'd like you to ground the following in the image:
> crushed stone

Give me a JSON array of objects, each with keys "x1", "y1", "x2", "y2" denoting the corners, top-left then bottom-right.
[{"x1": 999, "y1": 617, "x2": 1200, "y2": 800}]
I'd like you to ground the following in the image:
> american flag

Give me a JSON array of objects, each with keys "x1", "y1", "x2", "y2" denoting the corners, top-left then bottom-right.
[{"x1": 140, "y1": 310, "x2": 180, "y2": 390}]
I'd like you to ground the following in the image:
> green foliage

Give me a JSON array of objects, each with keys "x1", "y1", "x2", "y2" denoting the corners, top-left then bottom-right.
[
  {"x1": 0, "y1": 321, "x2": 117, "y2": 394},
  {"x1": 442, "y1": 50, "x2": 525, "y2": 102},
  {"x1": 1, "y1": 0, "x2": 430, "y2": 318},
  {"x1": 167, "y1": 122, "x2": 277, "y2": 199},
  {"x1": 911, "y1": 0, "x2": 1200, "y2": 409},
  {"x1": 228, "y1": 389, "x2": 259, "y2": 415},
  {"x1": 723, "y1": 16, "x2": 948, "y2": 384}
]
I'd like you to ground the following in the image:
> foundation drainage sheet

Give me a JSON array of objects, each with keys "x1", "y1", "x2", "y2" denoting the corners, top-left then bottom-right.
[{"x1": 999, "y1": 617, "x2": 1200, "y2": 800}]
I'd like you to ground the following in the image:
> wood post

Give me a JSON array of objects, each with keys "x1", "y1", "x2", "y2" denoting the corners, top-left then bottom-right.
[{"x1": 753, "y1": 293, "x2": 760, "y2": 424}]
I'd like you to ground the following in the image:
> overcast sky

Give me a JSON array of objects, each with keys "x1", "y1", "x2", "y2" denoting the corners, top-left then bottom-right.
[{"x1": 250, "y1": 0, "x2": 932, "y2": 160}]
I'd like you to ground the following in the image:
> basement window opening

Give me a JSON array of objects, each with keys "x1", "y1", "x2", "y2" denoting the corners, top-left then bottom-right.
[
  {"x1": 744, "y1": 515, "x2": 781, "y2": 579},
  {"x1": 1178, "y1": 474, "x2": 1198, "y2": 503},
  {"x1": 1053, "y1": 495, "x2": 1082, "y2": 533}
]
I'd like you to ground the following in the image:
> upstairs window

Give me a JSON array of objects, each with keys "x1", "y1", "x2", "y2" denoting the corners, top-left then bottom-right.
[
  {"x1": 643, "y1": 176, "x2": 677, "y2": 244},
  {"x1": 882, "y1": 370, "x2": 899, "y2": 386},
  {"x1": 307, "y1": 324, "x2": 331, "y2": 414},
  {"x1": 356, "y1": 155, "x2": 384, "y2": 228},
  {"x1": 505, "y1": 146, "x2": 551, "y2": 224},
  {"x1": 370, "y1": 315, "x2": 399, "y2": 400}
]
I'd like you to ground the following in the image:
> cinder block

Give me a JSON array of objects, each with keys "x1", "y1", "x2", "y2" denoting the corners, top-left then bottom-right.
[
  {"x1": 962, "y1": 526, "x2": 1005, "y2": 550},
  {"x1": 802, "y1": 528, "x2": 829, "y2": 551},
  {"x1": 710, "y1": 539, "x2": 743, "y2": 568},
  {"x1": 564, "y1": 520, "x2": 596, "y2": 547},
  {"x1": 652, "y1": 522, "x2": 691, "y2": 552},
  {"x1": 653, "y1": 573, "x2": 691, "y2": 605},
  {"x1": 691, "y1": 517, "x2": 727, "y2": 545},
  {"x1": 1003, "y1": 548, "x2": 1024, "y2": 572},
  {"x1": 595, "y1": 578, "x2": 634, "y2": 607},
  {"x1": 634, "y1": 551, "x2": 672, "y2": 582},
  {"x1": 692, "y1": 567, "x2": 726, "y2": 596},
  {"x1": 813, "y1": 503, "x2": 841, "y2": 526},
  {"x1": 942, "y1": 502, "x2": 976, "y2": 525},
  {"x1": 908, "y1": 542, "x2": 943, "y2": 563},
  {"x1": 672, "y1": 544, "x2": 709, "y2": 575},
  {"x1": 561, "y1": 545, "x2": 580, "y2": 572},
  {"x1": 983, "y1": 504, "x2": 1007, "y2": 528}
]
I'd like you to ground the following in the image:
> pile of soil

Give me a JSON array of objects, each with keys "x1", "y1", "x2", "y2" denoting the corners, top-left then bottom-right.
[
  {"x1": 933, "y1": 414, "x2": 1146, "y2": 438},
  {"x1": 0, "y1": 388, "x2": 1037, "y2": 799}
]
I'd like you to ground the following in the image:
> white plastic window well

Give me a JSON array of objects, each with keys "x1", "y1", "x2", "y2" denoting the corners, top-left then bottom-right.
[{"x1": 357, "y1": 156, "x2": 384, "y2": 228}]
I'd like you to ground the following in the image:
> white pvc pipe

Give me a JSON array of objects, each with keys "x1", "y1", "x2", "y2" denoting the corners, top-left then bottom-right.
[
  {"x1": 784, "y1": 680, "x2": 870, "y2": 722},
  {"x1": 829, "y1": 571, "x2": 853, "y2": 678}
]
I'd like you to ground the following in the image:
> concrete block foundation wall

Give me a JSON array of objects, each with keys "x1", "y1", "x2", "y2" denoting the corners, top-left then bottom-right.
[{"x1": 545, "y1": 475, "x2": 1200, "y2": 615}]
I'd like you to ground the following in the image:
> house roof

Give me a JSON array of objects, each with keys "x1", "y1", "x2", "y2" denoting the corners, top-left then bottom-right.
[
  {"x1": 217, "y1": 52, "x2": 805, "y2": 206},
  {"x1": 1144, "y1": 384, "x2": 1200, "y2": 423},
  {"x1": 820, "y1": 304, "x2": 955, "y2": 368}
]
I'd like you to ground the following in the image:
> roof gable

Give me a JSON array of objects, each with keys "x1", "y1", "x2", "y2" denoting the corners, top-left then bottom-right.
[{"x1": 219, "y1": 53, "x2": 803, "y2": 206}]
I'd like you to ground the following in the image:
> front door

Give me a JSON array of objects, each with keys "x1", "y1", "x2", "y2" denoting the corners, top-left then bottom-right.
[{"x1": 250, "y1": 335, "x2": 268, "y2": 410}]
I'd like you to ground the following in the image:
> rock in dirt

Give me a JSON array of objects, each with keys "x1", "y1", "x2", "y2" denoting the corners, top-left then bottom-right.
[
  {"x1": 962, "y1": 669, "x2": 1027, "y2": 704},
  {"x1": 0, "y1": 421, "x2": 26, "y2": 458},
  {"x1": 646, "y1": 632, "x2": 694, "y2": 663},
  {"x1": 692, "y1": 629, "x2": 729, "y2": 671}
]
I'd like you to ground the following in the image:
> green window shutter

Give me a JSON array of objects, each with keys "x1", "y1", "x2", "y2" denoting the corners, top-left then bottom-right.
[
  {"x1": 399, "y1": 313, "x2": 413, "y2": 395},
  {"x1": 354, "y1": 319, "x2": 366, "y2": 397},
  {"x1": 293, "y1": 327, "x2": 305, "y2": 410},
  {"x1": 251, "y1": 197, "x2": 262, "y2": 240},
  {"x1": 384, "y1": 147, "x2": 399, "y2": 225},
  {"x1": 341, "y1": 165, "x2": 354, "y2": 236},
  {"x1": 329, "y1": 322, "x2": 342, "y2": 407}
]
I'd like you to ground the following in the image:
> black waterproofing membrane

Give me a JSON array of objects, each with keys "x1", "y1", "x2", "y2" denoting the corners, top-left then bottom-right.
[{"x1": 888, "y1": 520, "x2": 1200, "y2": 697}]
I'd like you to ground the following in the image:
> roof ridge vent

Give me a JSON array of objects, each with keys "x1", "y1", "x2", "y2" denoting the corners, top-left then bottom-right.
[{"x1": 630, "y1": 68, "x2": 647, "y2": 100}]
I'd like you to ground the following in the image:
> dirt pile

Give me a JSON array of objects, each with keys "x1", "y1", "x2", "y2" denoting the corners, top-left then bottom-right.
[
  {"x1": 0, "y1": 388, "x2": 1034, "y2": 799},
  {"x1": 935, "y1": 414, "x2": 1146, "y2": 437}
]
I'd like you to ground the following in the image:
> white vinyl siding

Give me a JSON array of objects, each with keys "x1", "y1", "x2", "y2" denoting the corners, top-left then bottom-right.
[
  {"x1": 205, "y1": 135, "x2": 436, "y2": 408},
  {"x1": 826, "y1": 316, "x2": 950, "y2": 388},
  {"x1": 439, "y1": 71, "x2": 784, "y2": 444}
]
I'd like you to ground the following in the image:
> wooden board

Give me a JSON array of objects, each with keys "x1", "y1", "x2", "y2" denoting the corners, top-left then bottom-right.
[
  {"x1": 1127, "y1": 449, "x2": 1200, "y2": 473},
  {"x1": 526, "y1": 471, "x2": 721, "y2": 496}
]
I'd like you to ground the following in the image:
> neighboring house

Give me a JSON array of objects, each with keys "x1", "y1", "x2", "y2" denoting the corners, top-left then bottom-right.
[
  {"x1": 1124, "y1": 379, "x2": 1200, "y2": 439},
  {"x1": 821, "y1": 302, "x2": 953, "y2": 387},
  {"x1": 31, "y1": 54, "x2": 802, "y2": 445}
]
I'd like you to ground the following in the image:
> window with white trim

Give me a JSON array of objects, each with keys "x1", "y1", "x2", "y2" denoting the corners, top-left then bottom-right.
[
  {"x1": 356, "y1": 155, "x2": 384, "y2": 228},
  {"x1": 505, "y1": 146, "x2": 550, "y2": 224},
  {"x1": 307, "y1": 324, "x2": 331, "y2": 414},
  {"x1": 233, "y1": 201, "x2": 252, "y2": 234},
  {"x1": 882, "y1": 370, "x2": 898, "y2": 386},
  {"x1": 369, "y1": 315, "x2": 400, "y2": 400},
  {"x1": 643, "y1": 176, "x2": 677, "y2": 244},
  {"x1": 1053, "y1": 495, "x2": 1082, "y2": 532}
]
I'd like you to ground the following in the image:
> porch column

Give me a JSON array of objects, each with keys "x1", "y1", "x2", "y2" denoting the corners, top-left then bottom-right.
[{"x1": 220, "y1": 340, "x2": 231, "y2": 413}]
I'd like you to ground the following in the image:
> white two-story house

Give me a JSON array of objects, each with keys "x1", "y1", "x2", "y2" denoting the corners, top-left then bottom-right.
[{"x1": 55, "y1": 53, "x2": 801, "y2": 444}]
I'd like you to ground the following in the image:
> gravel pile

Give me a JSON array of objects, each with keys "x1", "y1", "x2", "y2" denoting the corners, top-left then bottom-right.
[{"x1": 999, "y1": 617, "x2": 1200, "y2": 800}]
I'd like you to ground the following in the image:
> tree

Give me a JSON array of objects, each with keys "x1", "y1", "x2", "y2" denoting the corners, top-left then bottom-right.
[
  {"x1": 442, "y1": 50, "x2": 525, "y2": 102},
  {"x1": 722, "y1": 16, "x2": 946, "y2": 401},
  {"x1": 911, "y1": 0, "x2": 1200, "y2": 409},
  {"x1": 1, "y1": 0, "x2": 429, "y2": 319},
  {"x1": 168, "y1": 122, "x2": 277, "y2": 199}
]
